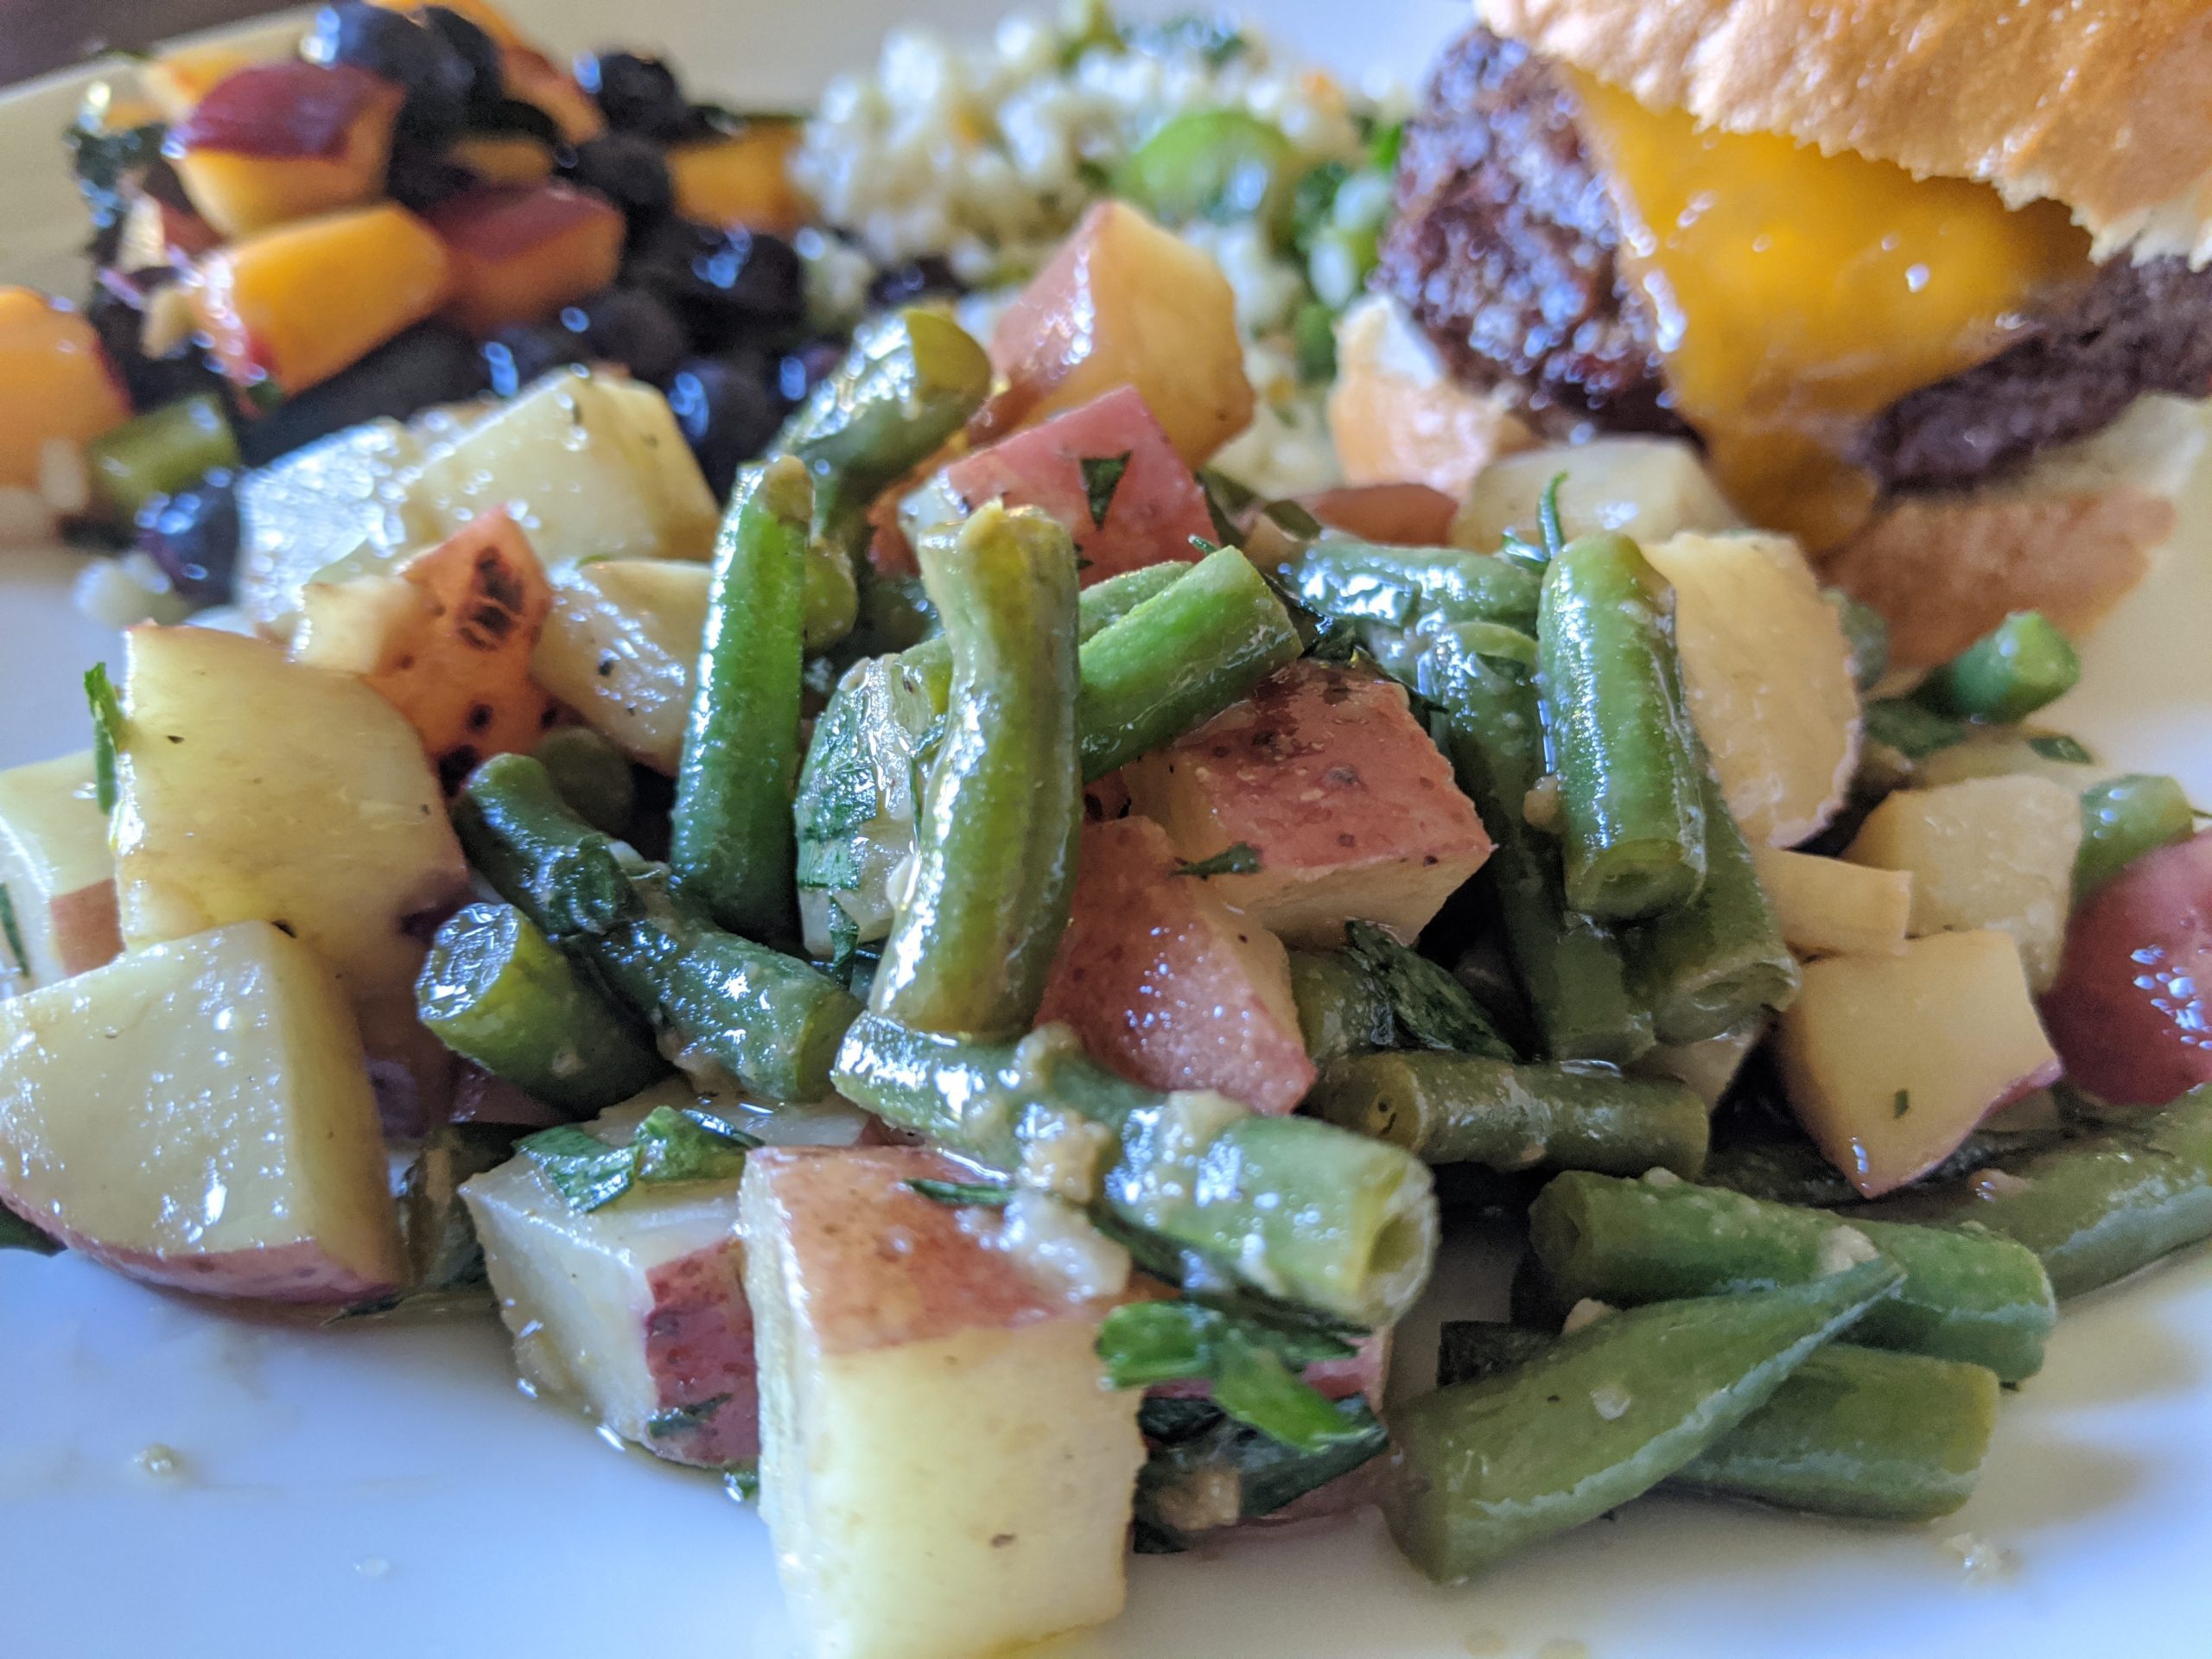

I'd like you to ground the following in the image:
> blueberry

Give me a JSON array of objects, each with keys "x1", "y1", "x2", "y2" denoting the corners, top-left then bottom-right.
[
  {"x1": 778, "y1": 336, "x2": 849, "y2": 404},
  {"x1": 385, "y1": 146, "x2": 475, "y2": 213},
  {"x1": 302, "y1": 3, "x2": 474, "y2": 139},
  {"x1": 576, "y1": 51, "x2": 690, "y2": 143},
  {"x1": 561, "y1": 132, "x2": 673, "y2": 231},
  {"x1": 238, "y1": 323, "x2": 489, "y2": 467},
  {"x1": 136, "y1": 471, "x2": 241, "y2": 604},
  {"x1": 421, "y1": 6, "x2": 505, "y2": 111},
  {"x1": 666, "y1": 353, "x2": 786, "y2": 496},
  {"x1": 867, "y1": 256, "x2": 965, "y2": 309},
  {"x1": 84, "y1": 283, "x2": 227, "y2": 410},
  {"x1": 482, "y1": 287, "x2": 688, "y2": 396},
  {"x1": 480, "y1": 324, "x2": 571, "y2": 400},
  {"x1": 627, "y1": 220, "x2": 804, "y2": 348}
]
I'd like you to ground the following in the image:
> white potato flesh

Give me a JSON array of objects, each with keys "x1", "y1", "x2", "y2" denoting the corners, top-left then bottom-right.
[
  {"x1": 1844, "y1": 775, "x2": 2082, "y2": 991},
  {"x1": 532, "y1": 560, "x2": 710, "y2": 773},
  {"x1": 1450, "y1": 436, "x2": 1740, "y2": 554},
  {"x1": 113, "y1": 625, "x2": 470, "y2": 1009},
  {"x1": 1644, "y1": 531, "x2": 1862, "y2": 847},
  {"x1": 0, "y1": 751, "x2": 120, "y2": 986},
  {"x1": 235, "y1": 416, "x2": 424, "y2": 635},
  {"x1": 1751, "y1": 848, "x2": 1913, "y2": 959},
  {"x1": 0, "y1": 920, "x2": 401, "y2": 1299},
  {"x1": 741, "y1": 1146, "x2": 1143, "y2": 1659}
]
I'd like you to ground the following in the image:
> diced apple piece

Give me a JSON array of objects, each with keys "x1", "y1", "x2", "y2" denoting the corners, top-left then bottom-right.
[
  {"x1": 1777, "y1": 931, "x2": 2062, "y2": 1198},
  {"x1": 1036, "y1": 817, "x2": 1315, "y2": 1116},
  {"x1": 0, "y1": 287, "x2": 130, "y2": 491},
  {"x1": 294, "y1": 508, "x2": 556, "y2": 784},
  {"x1": 142, "y1": 41, "x2": 269, "y2": 121},
  {"x1": 499, "y1": 45, "x2": 605, "y2": 144},
  {"x1": 0, "y1": 753, "x2": 120, "y2": 988},
  {"x1": 978, "y1": 200, "x2": 1252, "y2": 467},
  {"x1": 1326, "y1": 294, "x2": 1531, "y2": 496},
  {"x1": 238, "y1": 416, "x2": 428, "y2": 634},
  {"x1": 1451, "y1": 436, "x2": 1741, "y2": 556},
  {"x1": 2041, "y1": 831, "x2": 2212, "y2": 1107},
  {"x1": 1643, "y1": 531, "x2": 1860, "y2": 848},
  {"x1": 933, "y1": 386, "x2": 1215, "y2": 587},
  {"x1": 113, "y1": 626, "x2": 471, "y2": 1010},
  {"x1": 190, "y1": 203, "x2": 453, "y2": 394},
  {"x1": 1751, "y1": 848, "x2": 1911, "y2": 959},
  {"x1": 396, "y1": 369, "x2": 720, "y2": 570},
  {"x1": 741, "y1": 1146, "x2": 1144, "y2": 1659},
  {"x1": 1125, "y1": 658, "x2": 1492, "y2": 947},
  {"x1": 0, "y1": 921, "x2": 402, "y2": 1300},
  {"x1": 426, "y1": 182, "x2": 625, "y2": 337},
  {"x1": 667, "y1": 124, "x2": 808, "y2": 233},
  {"x1": 169, "y1": 63, "x2": 404, "y2": 239},
  {"x1": 463, "y1": 1103, "x2": 757, "y2": 1468},
  {"x1": 1845, "y1": 776, "x2": 2081, "y2": 992},
  {"x1": 532, "y1": 559, "x2": 709, "y2": 772},
  {"x1": 1300, "y1": 482, "x2": 1459, "y2": 547}
]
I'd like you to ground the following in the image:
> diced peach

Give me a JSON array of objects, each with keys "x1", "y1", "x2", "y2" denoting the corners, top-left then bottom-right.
[
  {"x1": 448, "y1": 133, "x2": 556, "y2": 187},
  {"x1": 0, "y1": 288, "x2": 130, "y2": 489},
  {"x1": 191, "y1": 203, "x2": 453, "y2": 394},
  {"x1": 501, "y1": 47, "x2": 605, "y2": 144},
  {"x1": 1777, "y1": 931, "x2": 2063, "y2": 1198},
  {"x1": 1126, "y1": 659, "x2": 1493, "y2": 947},
  {"x1": 142, "y1": 41, "x2": 268, "y2": 122},
  {"x1": 168, "y1": 62, "x2": 404, "y2": 239},
  {"x1": 978, "y1": 201, "x2": 1252, "y2": 466},
  {"x1": 428, "y1": 182, "x2": 625, "y2": 336},
  {"x1": 936, "y1": 386, "x2": 1216, "y2": 586},
  {"x1": 667, "y1": 124, "x2": 810, "y2": 233},
  {"x1": 1300, "y1": 483, "x2": 1459, "y2": 546},
  {"x1": 1036, "y1": 816, "x2": 1315, "y2": 1116}
]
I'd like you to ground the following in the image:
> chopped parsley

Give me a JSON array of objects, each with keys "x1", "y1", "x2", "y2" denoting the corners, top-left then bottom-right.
[
  {"x1": 1173, "y1": 842, "x2": 1262, "y2": 880},
  {"x1": 522, "y1": 1107, "x2": 758, "y2": 1214},
  {"x1": 646, "y1": 1395, "x2": 732, "y2": 1439},
  {"x1": 1080, "y1": 451, "x2": 1134, "y2": 528},
  {"x1": 906, "y1": 1178, "x2": 1015, "y2": 1207},
  {"x1": 1344, "y1": 919, "x2": 1516, "y2": 1061},
  {"x1": 85, "y1": 663, "x2": 124, "y2": 813},
  {"x1": 2026, "y1": 734, "x2": 2094, "y2": 765}
]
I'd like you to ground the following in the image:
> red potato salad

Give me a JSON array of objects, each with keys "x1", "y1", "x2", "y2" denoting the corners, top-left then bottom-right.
[{"x1": 3, "y1": 2, "x2": 2212, "y2": 1655}]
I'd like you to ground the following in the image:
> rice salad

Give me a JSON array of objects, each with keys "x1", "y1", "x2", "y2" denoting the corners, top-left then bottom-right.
[{"x1": 795, "y1": 3, "x2": 1404, "y2": 494}]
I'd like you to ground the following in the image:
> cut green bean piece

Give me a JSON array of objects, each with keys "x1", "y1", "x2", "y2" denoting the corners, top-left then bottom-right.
[
  {"x1": 1528, "y1": 1170, "x2": 2057, "y2": 1382},
  {"x1": 831, "y1": 1014, "x2": 1438, "y2": 1328},
  {"x1": 1344, "y1": 919, "x2": 1516, "y2": 1060},
  {"x1": 2076, "y1": 773, "x2": 2197, "y2": 897},
  {"x1": 672, "y1": 456, "x2": 813, "y2": 939},
  {"x1": 1286, "y1": 949, "x2": 1395, "y2": 1062},
  {"x1": 871, "y1": 505, "x2": 1082, "y2": 1039},
  {"x1": 86, "y1": 391, "x2": 239, "y2": 520},
  {"x1": 1387, "y1": 1256, "x2": 1904, "y2": 1581},
  {"x1": 1700, "y1": 1130, "x2": 2065, "y2": 1211},
  {"x1": 1307, "y1": 1050, "x2": 1707, "y2": 1178},
  {"x1": 416, "y1": 902, "x2": 666, "y2": 1114},
  {"x1": 1537, "y1": 532, "x2": 1707, "y2": 920},
  {"x1": 1274, "y1": 540, "x2": 1542, "y2": 632},
  {"x1": 1624, "y1": 766, "x2": 1798, "y2": 1044},
  {"x1": 532, "y1": 726, "x2": 636, "y2": 839},
  {"x1": 1075, "y1": 546, "x2": 1300, "y2": 779},
  {"x1": 1436, "y1": 1324, "x2": 1998, "y2": 1523},
  {"x1": 1930, "y1": 610, "x2": 2080, "y2": 723}
]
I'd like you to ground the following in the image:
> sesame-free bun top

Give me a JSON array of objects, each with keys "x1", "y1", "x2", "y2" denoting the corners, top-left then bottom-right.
[{"x1": 1478, "y1": 0, "x2": 2212, "y2": 265}]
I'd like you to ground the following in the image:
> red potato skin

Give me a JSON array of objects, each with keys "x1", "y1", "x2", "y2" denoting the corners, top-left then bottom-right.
[
  {"x1": 0, "y1": 1190, "x2": 397, "y2": 1302},
  {"x1": 2043, "y1": 831, "x2": 2212, "y2": 1107},
  {"x1": 641, "y1": 1239, "x2": 761, "y2": 1466},
  {"x1": 48, "y1": 881, "x2": 122, "y2": 979},
  {"x1": 1035, "y1": 817, "x2": 1314, "y2": 1116},
  {"x1": 938, "y1": 386, "x2": 1216, "y2": 587}
]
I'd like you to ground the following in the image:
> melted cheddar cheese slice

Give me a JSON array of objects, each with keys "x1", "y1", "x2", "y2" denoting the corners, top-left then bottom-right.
[{"x1": 1568, "y1": 72, "x2": 2094, "y2": 549}]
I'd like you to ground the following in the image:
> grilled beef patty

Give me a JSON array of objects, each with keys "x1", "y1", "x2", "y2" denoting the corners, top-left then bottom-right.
[{"x1": 1378, "y1": 25, "x2": 2212, "y2": 492}]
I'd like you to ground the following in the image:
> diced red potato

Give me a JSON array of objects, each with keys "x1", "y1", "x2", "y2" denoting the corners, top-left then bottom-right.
[
  {"x1": 448, "y1": 1063, "x2": 568, "y2": 1129},
  {"x1": 461, "y1": 1117, "x2": 758, "y2": 1468},
  {"x1": 932, "y1": 386, "x2": 1215, "y2": 587},
  {"x1": 1297, "y1": 483, "x2": 1460, "y2": 547},
  {"x1": 1124, "y1": 658, "x2": 1494, "y2": 947},
  {"x1": 2042, "y1": 831, "x2": 2212, "y2": 1107},
  {"x1": 1036, "y1": 816, "x2": 1314, "y2": 1116}
]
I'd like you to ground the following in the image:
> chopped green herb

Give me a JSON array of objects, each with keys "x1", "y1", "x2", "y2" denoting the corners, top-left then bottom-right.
[
  {"x1": 65, "y1": 118, "x2": 165, "y2": 234},
  {"x1": 646, "y1": 1395, "x2": 733, "y2": 1439},
  {"x1": 1173, "y1": 842, "x2": 1263, "y2": 880},
  {"x1": 1289, "y1": 160, "x2": 1349, "y2": 255},
  {"x1": 0, "y1": 885, "x2": 27, "y2": 978},
  {"x1": 2027, "y1": 733, "x2": 2094, "y2": 765},
  {"x1": 1133, "y1": 1392, "x2": 1387, "y2": 1552},
  {"x1": 1096, "y1": 1300, "x2": 1367, "y2": 1454},
  {"x1": 632, "y1": 1105, "x2": 757, "y2": 1185},
  {"x1": 906, "y1": 1178, "x2": 1016, "y2": 1207},
  {"x1": 1344, "y1": 919, "x2": 1516, "y2": 1060},
  {"x1": 1368, "y1": 118, "x2": 1405, "y2": 174},
  {"x1": 1080, "y1": 451, "x2": 1132, "y2": 528},
  {"x1": 85, "y1": 663, "x2": 124, "y2": 813},
  {"x1": 1123, "y1": 13, "x2": 1249, "y2": 67},
  {"x1": 1536, "y1": 473, "x2": 1568, "y2": 562},
  {"x1": 1292, "y1": 301, "x2": 1338, "y2": 384},
  {"x1": 1863, "y1": 698, "x2": 1967, "y2": 760},
  {"x1": 520, "y1": 1123, "x2": 639, "y2": 1213},
  {"x1": 0, "y1": 1208, "x2": 60, "y2": 1256},
  {"x1": 1894, "y1": 1089, "x2": 1912, "y2": 1119},
  {"x1": 723, "y1": 1462, "x2": 761, "y2": 1503}
]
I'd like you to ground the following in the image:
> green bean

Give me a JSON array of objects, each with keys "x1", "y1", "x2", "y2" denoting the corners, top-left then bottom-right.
[
  {"x1": 1436, "y1": 1324, "x2": 1998, "y2": 1523},
  {"x1": 86, "y1": 391, "x2": 238, "y2": 520},
  {"x1": 1862, "y1": 1087, "x2": 2212, "y2": 1299},
  {"x1": 416, "y1": 902, "x2": 665, "y2": 1114},
  {"x1": 1624, "y1": 767, "x2": 1798, "y2": 1044},
  {"x1": 1076, "y1": 546, "x2": 1300, "y2": 779},
  {"x1": 671, "y1": 456, "x2": 812, "y2": 939},
  {"x1": 1528, "y1": 1171, "x2": 2056, "y2": 1382},
  {"x1": 1537, "y1": 533, "x2": 1707, "y2": 920},
  {"x1": 456, "y1": 754, "x2": 861, "y2": 1102},
  {"x1": 531, "y1": 726, "x2": 636, "y2": 839},
  {"x1": 1387, "y1": 1256, "x2": 1904, "y2": 1581},
  {"x1": 1415, "y1": 626, "x2": 1655, "y2": 1064},
  {"x1": 871, "y1": 505, "x2": 1082, "y2": 1039},
  {"x1": 1310, "y1": 1051, "x2": 1707, "y2": 1177},
  {"x1": 2076, "y1": 773, "x2": 2197, "y2": 897},
  {"x1": 1273, "y1": 539, "x2": 1541, "y2": 632},
  {"x1": 1824, "y1": 591, "x2": 1891, "y2": 694},
  {"x1": 1929, "y1": 611, "x2": 2080, "y2": 723},
  {"x1": 831, "y1": 1014, "x2": 1438, "y2": 1328},
  {"x1": 1700, "y1": 1130, "x2": 2067, "y2": 1211},
  {"x1": 1286, "y1": 950, "x2": 1395, "y2": 1062}
]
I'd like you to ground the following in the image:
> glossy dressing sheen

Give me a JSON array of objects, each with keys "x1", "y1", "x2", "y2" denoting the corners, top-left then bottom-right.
[{"x1": 1567, "y1": 73, "x2": 2094, "y2": 548}]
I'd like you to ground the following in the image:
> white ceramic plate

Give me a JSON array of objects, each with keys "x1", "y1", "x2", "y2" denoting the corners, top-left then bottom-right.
[{"x1": 3, "y1": 6, "x2": 2212, "y2": 1656}]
